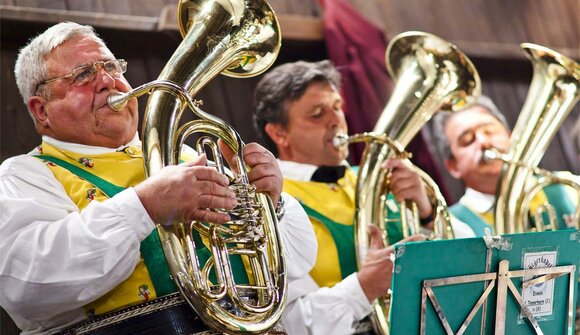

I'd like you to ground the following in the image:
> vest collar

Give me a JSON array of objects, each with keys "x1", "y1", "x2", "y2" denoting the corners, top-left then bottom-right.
[{"x1": 41, "y1": 133, "x2": 141, "y2": 155}]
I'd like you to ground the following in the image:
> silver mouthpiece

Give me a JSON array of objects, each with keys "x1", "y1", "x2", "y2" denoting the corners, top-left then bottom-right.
[
  {"x1": 107, "y1": 92, "x2": 130, "y2": 112},
  {"x1": 482, "y1": 147, "x2": 504, "y2": 163},
  {"x1": 333, "y1": 133, "x2": 349, "y2": 148}
]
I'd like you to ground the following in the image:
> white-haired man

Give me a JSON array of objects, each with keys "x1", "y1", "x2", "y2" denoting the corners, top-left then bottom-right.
[{"x1": 0, "y1": 22, "x2": 316, "y2": 334}]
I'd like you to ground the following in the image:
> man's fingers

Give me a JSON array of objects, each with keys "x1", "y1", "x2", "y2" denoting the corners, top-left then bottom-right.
[
  {"x1": 181, "y1": 154, "x2": 208, "y2": 167},
  {"x1": 217, "y1": 139, "x2": 239, "y2": 172},
  {"x1": 188, "y1": 166, "x2": 230, "y2": 186},
  {"x1": 197, "y1": 193, "x2": 237, "y2": 210},
  {"x1": 243, "y1": 145, "x2": 276, "y2": 166},
  {"x1": 367, "y1": 224, "x2": 386, "y2": 249},
  {"x1": 192, "y1": 210, "x2": 231, "y2": 224}
]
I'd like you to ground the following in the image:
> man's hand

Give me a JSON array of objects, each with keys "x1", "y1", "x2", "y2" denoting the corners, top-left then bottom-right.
[
  {"x1": 134, "y1": 154, "x2": 237, "y2": 224},
  {"x1": 357, "y1": 225, "x2": 425, "y2": 302},
  {"x1": 382, "y1": 158, "x2": 433, "y2": 220},
  {"x1": 218, "y1": 141, "x2": 283, "y2": 206}
]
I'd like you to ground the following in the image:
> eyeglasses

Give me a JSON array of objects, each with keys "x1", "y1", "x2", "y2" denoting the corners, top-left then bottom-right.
[{"x1": 36, "y1": 59, "x2": 127, "y2": 91}]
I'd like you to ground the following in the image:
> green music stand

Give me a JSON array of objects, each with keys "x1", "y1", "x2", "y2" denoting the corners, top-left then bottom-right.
[{"x1": 389, "y1": 230, "x2": 579, "y2": 335}]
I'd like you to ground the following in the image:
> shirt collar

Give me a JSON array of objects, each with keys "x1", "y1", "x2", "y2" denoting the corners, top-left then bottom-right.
[
  {"x1": 41, "y1": 133, "x2": 141, "y2": 155},
  {"x1": 459, "y1": 187, "x2": 496, "y2": 213},
  {"x1": 277, "y1": 159, "x2": 349, "y2": 182}
]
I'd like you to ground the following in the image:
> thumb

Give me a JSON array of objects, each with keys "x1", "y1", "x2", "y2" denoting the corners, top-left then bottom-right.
[
  {"x1": 181, "y1": 154, "x2": 207, "y2": 167},
  {"x1": 367, "y1": 224, "x2": 386, "y2": 250},
  {"x1": 217, "y1": 139, "x2": 239, "y2": 174}
]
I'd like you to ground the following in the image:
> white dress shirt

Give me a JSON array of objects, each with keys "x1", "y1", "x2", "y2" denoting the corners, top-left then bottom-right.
[
  {"x1": 278, "y1": 160, "x2": 373, "y2": 335},
  {"x1": 0, "y1": 136, "x2": 316, "y2": 335}
]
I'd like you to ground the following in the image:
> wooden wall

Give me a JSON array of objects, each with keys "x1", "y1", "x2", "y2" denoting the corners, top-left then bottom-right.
[{"x1": 0, "y1": 0, "x2": 579, "y2": 332}]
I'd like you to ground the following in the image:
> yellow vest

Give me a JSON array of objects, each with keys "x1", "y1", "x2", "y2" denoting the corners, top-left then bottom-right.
[
  {"x1": 283, "y1": 169, "x2": 358, "y2": 288},
  {"x1": 37, "y1": 142, "x2": 160, "y2": 316}
]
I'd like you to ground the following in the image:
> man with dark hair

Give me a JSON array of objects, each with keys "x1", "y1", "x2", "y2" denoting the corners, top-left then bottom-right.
[
  {"x1": 431, "y1": 95, "x2": 577, "y2": 235},
  {"x1": 253, "y1": 60, "x2": 475, "y2": 335}
]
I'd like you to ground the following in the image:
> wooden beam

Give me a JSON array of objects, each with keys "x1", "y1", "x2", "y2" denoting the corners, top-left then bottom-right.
[
  {"x1": 278, "y1": 14, "x2": 323, "y2": 41},
  {"x1": 0, "y1": 4, "x2": 324, "y2": 41},
  {"x1": 0, "y1": 5, "x2": 158, "y2": 31},
  {"x1": 157, "y1": 5, "x2": 324, "y2": 41}
]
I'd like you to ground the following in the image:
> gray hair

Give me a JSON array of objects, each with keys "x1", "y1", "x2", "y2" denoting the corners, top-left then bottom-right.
[
  {"x1": 14, "y1": 22, "x2": 106, "y2": 122},
  {"x1": 431, "y1": 95, "x2": 510, "y2": 160},
  {"x1": 253, "y1": 60, "x2": 341, "y2": 155}
]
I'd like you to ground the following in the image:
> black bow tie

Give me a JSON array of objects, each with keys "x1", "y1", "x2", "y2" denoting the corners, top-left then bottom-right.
[{"x1": 311, "y1": 165, "x2": 347, "y2": 183}]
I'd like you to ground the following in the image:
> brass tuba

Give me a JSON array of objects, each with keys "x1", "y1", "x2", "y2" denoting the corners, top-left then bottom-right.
[
  {"x1": 334, "y1": 31, "x2": 481, "y2": 334},
  {"x1": 491, "y1": 43, "x2": 580, "y2": 235},
  {"x1": 108, "y1": 0, "x2": 286, "y2": 333}
]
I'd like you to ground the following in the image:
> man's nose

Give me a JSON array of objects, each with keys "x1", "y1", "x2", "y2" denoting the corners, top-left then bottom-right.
[
  {"x1": 326, "y1": 108, "x2": 342, "y2": 126},
  {"x1": 95, "y1": 66, "x2": 116, "y2": 90},
  {"x1": 474, "y1": 130, "x2": 492, "y2": 148}
]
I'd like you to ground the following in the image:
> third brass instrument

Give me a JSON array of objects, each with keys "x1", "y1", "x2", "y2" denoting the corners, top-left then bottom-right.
[
  {"x1": 334, "y1": 31, "x2": 480, "y2": 334},
  {"x1": 491, "y1": 43, "x2": 580, "y2": 235},
  {"x1": 107, "y1": 0, "x2": 285, "y2": 333}
]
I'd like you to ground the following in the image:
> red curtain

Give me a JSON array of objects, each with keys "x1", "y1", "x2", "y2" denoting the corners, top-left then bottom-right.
[{"x1": 319, "y1": 0, "x2": 449, "y2": 199}]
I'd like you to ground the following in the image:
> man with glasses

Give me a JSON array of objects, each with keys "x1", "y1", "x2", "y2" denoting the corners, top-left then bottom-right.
[{"x1": 0, "y1": 22, "x2": 316, "y2": 334}]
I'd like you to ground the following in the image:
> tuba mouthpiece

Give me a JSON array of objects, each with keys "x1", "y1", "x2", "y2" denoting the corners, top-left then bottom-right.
[
  {"x1": 482, "y1": 147, "x2": 505, "y2": 163},
  {"x1": 333, "y1": 133, "x2": 349, "y2": 148},
  {"x1": 107, "y1": 92, "x2": 130, "y2": 112}
]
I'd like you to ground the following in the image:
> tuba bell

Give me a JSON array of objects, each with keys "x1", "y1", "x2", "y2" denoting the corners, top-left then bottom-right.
[
  {"x1": 491, "y1": 43, "x2": 580, "y2": 235},
  {"x1": 334, "y1": 31, "x2": 481, "y2": 335},
  {"x1": 108, "y1": 0, "x2": 286, "y2": 333}
]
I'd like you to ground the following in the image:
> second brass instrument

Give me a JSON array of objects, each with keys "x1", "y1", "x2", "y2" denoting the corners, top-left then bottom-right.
[
  {"x1": 335, "y1": 31, "x2": 481, "y2": 335},
  {"x1": 492, "y1": 43, "x2": 580, "y2": 235}
]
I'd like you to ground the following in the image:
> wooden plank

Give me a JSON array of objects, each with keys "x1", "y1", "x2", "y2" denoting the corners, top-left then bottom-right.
[
  {"x1": 100, "y1": 0, "x2": 131, "y2": 15},
  {"x1": 66, "y1": 0, "x2": 104, "y2": 13},
  {"x1": 13, "y1": 0, "x2": 66, "y2": 9},
  {"x1": 521, "y1": 0, "x2": 550, "y2": 45},
  {"x1": 267, "y1": 0, "x2": 291, "y2": 14},
  {"x1": 347, "y1": 0, "x2": 387, "y2": 32},
  {"x1": 156, "y1": 5, "x2": 324, "y2": 41},
  {"x1": 127, "y1": 0, "x2": 165, "y2": 17},
  {"x1": 287, "y1": 0, "x2": 319, "y2": 16},
  {"x1": 373, "y1": 0, "x2": 400, "y2": 39},
  {"x1": 0, "y1": 5, "x2": 158, "y2": 31},
  {"x1": 278, "y1": 14, "x2": 323, "y2": 41},
  {"x1": 0, "y1": 48, "x2": 42, "y2": 162},
  {"x1": 561, "y1": 0, "x2": 580, "y2": 51}
]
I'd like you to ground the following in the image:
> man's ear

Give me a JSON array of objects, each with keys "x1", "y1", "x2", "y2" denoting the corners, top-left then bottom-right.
[
  {"x1": 28, "y1": 96, "x2": 49, "y2": 127},
  {"x1": 264, "y1": 123, "x2": 288, "y2": 148},
  {"x1": 444, "y1": 158, "x2": 462, "y2": 180}
]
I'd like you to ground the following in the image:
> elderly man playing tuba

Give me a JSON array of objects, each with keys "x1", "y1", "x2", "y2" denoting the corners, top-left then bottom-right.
[{"x1": 0, "y1": 22, "x2": 317, "y2": 335}]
